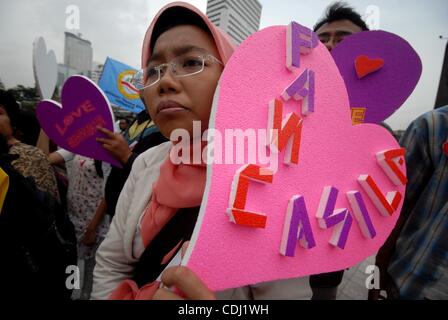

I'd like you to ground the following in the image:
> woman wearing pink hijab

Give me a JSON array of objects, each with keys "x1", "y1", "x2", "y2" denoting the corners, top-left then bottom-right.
[
  {"x1": 93, "y1": 2, "x2": 312, "y2": 300},
  {"x1": 92, "y1": 2, "x2": 235, "y2": 300}
]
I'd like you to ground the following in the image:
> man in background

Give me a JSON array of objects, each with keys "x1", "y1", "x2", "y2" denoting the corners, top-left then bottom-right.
[
  {"x1": 314, "y1": 2, "x2": 369, "y2": 52},
  {"x1": 310, "y1": 2, "x2": 369, "y2": 300}
]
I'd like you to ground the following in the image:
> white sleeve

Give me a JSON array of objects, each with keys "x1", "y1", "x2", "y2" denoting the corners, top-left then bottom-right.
[
  {"x1": 91, "y1": 156, "x2": 145, "y2": 300},
  {"x1": 55, "y1": 148, "x2": 75, "y2": 162},
  {"x1": 101, "y1": 162, "x2": 112, "y2": 192}
]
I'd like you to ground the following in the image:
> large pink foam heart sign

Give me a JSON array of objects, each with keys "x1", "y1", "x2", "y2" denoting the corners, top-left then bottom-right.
[
  {"x1": 183, "y1": 24, "x2": 407, "y2": 292},
  {"x1": 36, "y1": 75, "x2": 121, "y2": 167}
]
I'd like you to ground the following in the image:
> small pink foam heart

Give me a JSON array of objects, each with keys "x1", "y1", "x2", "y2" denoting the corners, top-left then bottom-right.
[{"x1": 36, "y1": 75, "x2": 121, "y2": 167}]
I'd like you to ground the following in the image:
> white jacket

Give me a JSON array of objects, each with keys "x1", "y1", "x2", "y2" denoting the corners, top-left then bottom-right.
[
  {"x1": 92, "y1": 142, "x2": 312, "y2": 300},
  {"x1": 92, "y1": 142, "x2": 172, "y2": 300}
]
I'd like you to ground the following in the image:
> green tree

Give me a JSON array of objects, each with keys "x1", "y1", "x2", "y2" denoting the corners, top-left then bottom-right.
[{"x1": 7, "y1": 85, "x2": 39, "y2": 102}]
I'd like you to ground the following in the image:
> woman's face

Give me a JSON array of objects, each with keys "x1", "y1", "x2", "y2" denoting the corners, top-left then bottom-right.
[
  {"x1": 142, "y1": 24, "x2": 223, "y2": 139},
  {"x1": 0, "y1": 106, "x2": 14, "y2": 139}
]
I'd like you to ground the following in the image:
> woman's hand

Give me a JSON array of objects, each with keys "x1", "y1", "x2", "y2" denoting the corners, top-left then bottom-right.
[
  {"x1": 153, "y1": 266, "x2": 216, "y2": 300},
  {"x1": 82, "y1": 199, "x2": 107, "y2": 247},
  {"x1": 96, "y1": 127, "x2": 132, "y2": 164},
  {"x1": 81, "y1": 226, "x2": 97, "y2": 246},
  {"x1": 153, "y1": 242, "x2": 216, "y2": 300}
]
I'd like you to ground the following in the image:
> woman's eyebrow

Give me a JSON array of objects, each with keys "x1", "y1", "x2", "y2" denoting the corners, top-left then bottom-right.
[
  {"x1": 148, "y1": 45, "x2": 208, "y2": 67},
  {"x1": 148, "y1": 52, "x2": 163, "y2": 66},
  {"x1": 172, "y1": 45, "x2": 207, "y2": 56}
]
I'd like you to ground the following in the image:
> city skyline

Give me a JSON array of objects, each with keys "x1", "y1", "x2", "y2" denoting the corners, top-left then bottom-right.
[
  {"x1": 206, "y1": 0, "x2": 262, "y2": 44},
  {"x1": 57, "y1": 31, "x2": 93, "y2": 89}
]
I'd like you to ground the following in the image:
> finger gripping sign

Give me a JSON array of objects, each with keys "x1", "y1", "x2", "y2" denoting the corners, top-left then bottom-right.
[
  {"x1": 36, "y1": 76, "x2": 122, "y2": 168},
  {"x1": 183, "y1": 23, "x2": 407, "y2": 292}
]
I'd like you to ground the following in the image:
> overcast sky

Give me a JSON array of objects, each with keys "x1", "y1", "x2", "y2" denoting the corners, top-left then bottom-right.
[{"x1": 0, "y1": 0, "x2": 446, "y2": 129}]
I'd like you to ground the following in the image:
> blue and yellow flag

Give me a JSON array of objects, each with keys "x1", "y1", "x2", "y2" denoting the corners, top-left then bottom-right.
[{"x1": 98, "y1": 57, "x2": 145, "y2": 113}]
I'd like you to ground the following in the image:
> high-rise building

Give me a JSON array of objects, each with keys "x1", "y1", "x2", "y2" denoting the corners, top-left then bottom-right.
[
  {"x1": 63, "y1": 32, "x2": 93, "y2": 77},
  {"x1": 206, "y1": 0, "x2": 262, "y2": 45},
  {"x1": 57, "y1": 32, "x2": 94, "y2": 88},
  {"x1": 57, "y1": 64, "x2": 78, "y2": 89},
  {"x1": 91, "y1": 61, "x2": 104, "y2": 84}
]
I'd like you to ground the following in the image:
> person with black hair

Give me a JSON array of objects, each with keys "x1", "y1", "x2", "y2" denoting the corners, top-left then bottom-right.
[
  {"x1": 14, "y1": 109, "x2": 41, "y2": 146},
  {"x1": 0, "y1": 134, "x2": 78, "y2": 300},
  {"x1": 118, "y1": 118, "x2": 130, "y2": 133},
  {"x1": 308, "y1": 2, "x2": 370, "y2": 300},
  {"x1": 370, "y1": 106, "x2": 448, "y2": 300},
  {"x1": 314, "y1": 2, "x2": 369, "y2": 52},
  {"x1": 91, "y1": 2, "x2": 237, "y2": 300},
  {"x1": 37, "y1": 130, "x2": 111, "y2": 300},
  {"x1": 123, "y1": 109, "x2": 160, "y2": 147},
  {"x1": 0, "y1": 90, "x2": 60, "y2": 201}
]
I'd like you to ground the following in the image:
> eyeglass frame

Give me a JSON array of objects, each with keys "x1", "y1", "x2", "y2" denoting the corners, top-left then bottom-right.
[{"x1": 131, "y1": 54, "x2": 223, "y2": 90}]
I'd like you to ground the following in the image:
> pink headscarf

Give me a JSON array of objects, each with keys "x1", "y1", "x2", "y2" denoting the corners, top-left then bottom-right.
[
  {"x1": 138, "y1": 2, "x2": 236, "y2": 249},
  {"x1": 141, "y1": 1, "x2": 236, "y2": 69}
]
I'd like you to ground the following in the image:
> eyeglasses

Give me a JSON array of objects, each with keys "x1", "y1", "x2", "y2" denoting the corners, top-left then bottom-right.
[{"x1": 131, "y1": 54, "x2": 223, "y2": 90}]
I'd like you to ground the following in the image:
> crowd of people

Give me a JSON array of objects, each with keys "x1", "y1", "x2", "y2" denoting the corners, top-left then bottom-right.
[{"x1": 0, "y1": 1, "x2": 446, "y2": 300}]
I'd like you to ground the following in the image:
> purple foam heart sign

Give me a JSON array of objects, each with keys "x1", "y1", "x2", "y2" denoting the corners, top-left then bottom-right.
[
  {"x1": 36, "y1": 75, "x2": 122, "y2": 168},
  {"x1": 332, "y1": 31, "x2": 422, "y2": 124}
]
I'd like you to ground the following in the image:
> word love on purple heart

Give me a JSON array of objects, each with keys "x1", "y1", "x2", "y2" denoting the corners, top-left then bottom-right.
[{"x1": 36, "y1": 75, "x2": 122, "y2": 168}]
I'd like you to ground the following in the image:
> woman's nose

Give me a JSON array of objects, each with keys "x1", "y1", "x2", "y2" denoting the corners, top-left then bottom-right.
[
  {"x1": 160, "y1": 64, "x2": 176, "y2": 80},
  {"x1": 158, "y1": 65, "x2": 180, "y2": 93}
]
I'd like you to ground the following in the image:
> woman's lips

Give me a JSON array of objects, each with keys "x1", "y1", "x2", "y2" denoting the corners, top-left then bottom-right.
[{"x1": 157, "y1": 100, "x2": 189, "y2": 115}]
